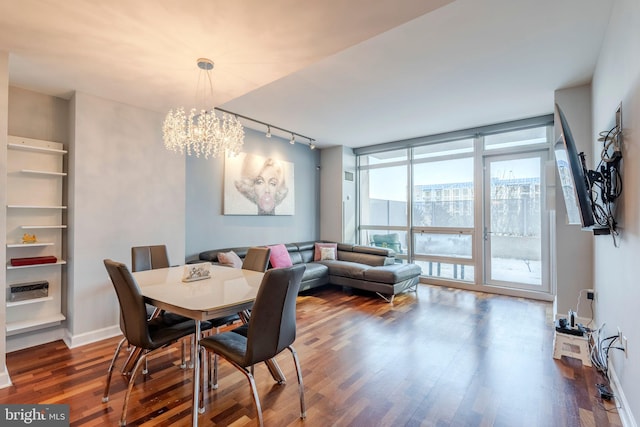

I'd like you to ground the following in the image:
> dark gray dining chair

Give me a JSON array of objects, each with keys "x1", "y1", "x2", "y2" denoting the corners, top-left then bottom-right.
[
  {"x1": 130, "y1": 244, "x2": 213, "y2": 369},
  {"x1": 208, "y1": 246, "x2": 272, "y2": 333},
  {"x1": 242, "y1": 246, "x2": 271, "y2": 272},
  {"x1": 131, "y1": 244, "x2": 171, "y2": 272},
  {"x1": 102, "y1": 259, "x2": 198, "y2": 427},
  {"x1": 200, "y1": 264, "x2": 306, "y2": 426}
]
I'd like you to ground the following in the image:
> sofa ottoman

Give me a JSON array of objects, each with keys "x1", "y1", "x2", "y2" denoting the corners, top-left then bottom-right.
[{"x1": 328, "y1": 262, "x2": 422, "y2": 302}]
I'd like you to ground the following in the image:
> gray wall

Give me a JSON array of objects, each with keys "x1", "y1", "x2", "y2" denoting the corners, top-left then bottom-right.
[
  {"x1": 67, "y1": 92, "x2": 186, "y2": 345},
  {"x1": 553, "y1": 85, "x2": 594, "y2": 317},
  {"x1": 185, "y1": 127, "x2": 321, "y2": 259},
  {"x1": 591, "y1": 0, "x2": 639, "y2": 422}
]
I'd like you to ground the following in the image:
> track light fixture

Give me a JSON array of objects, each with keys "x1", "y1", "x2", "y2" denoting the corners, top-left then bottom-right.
[{"x1": 215, "y1": 107, "x2": 316, "y2": 150}]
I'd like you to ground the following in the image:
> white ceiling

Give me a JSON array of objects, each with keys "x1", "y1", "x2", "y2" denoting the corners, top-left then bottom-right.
[{"x1": 0, "y1": 0, "x2": 614, "y2": 149}]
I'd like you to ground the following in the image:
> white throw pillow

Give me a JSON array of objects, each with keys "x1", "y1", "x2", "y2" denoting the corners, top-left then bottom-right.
[{"x1": 320, "y1": 246, "x2": 336, "y2": 260}]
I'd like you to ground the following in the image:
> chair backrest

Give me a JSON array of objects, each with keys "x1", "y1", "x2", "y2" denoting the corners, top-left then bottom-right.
[
  {"x1": 242, "y1": 247, "x2": 271, "y2": 273},
  {"x1": 131, "y1": 245, "x2": 170, "y2": 272},
  {"x1": 104, "y1": 259, "x2": 152, "y2": 348},
  {"x1": 245, "y1": 264, "x2": 306, "y2": 364}
]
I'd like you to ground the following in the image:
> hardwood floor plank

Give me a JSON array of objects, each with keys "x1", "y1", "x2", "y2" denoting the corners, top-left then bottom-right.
[{"x1": 0, "y1": 284, "x2": 624, "y2": 426}]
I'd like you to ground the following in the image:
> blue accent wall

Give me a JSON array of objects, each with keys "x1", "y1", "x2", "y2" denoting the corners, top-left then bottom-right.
[{"x1": 185, "y1": 127, "x2": 321, "y2": 260}]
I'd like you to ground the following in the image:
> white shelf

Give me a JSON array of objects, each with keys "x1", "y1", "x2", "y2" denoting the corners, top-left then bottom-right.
[
  {"x1": 8, "y1": 205, "x2": 67, "y2": 209},
  {"x1": 7, "y1": 242, "x2": 55, "y2": 248},
  {"x1": 20, "y1": 225, "x2": 67, "y2": 229},
  {"x1": 6, "y1": 135, "x2": 67, "y2": 341},
  {"x1": 6, "y1": 313, "x2": 66, "y2": 336},
  {"x1": 7, "y1": 142, "x2": 67, "y2": 155},
  {"x1": 7, "y1": 260, "x2": 67, "y2": 270},
  {"x1": 20, "y1": 169, "x2": 67, "y2": 177},
  {"x1": 6, "y1": 296, "x2": 54, "y2": 307}
]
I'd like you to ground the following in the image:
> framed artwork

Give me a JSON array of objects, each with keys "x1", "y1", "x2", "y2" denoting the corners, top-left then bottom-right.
[{"x1": 224, "y1": 153, "x2": 295, "y2": 215}]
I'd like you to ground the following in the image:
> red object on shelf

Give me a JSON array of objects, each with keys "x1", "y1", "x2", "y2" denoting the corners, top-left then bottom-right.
[{"x1": 10, "y1": 256, "x2": 58, "y2": 267}]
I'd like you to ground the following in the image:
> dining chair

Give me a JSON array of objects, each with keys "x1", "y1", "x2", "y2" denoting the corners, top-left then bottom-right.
[
  {"x1": 207, "y1": 246, "x2": 272, "y2": 334},
  {"x1": 130, "y1": 244, "x2": 213, "y2": 369},
  {"x1": 102, "y1": 259, "x2": 198, "y2": 426},
  {"x1": 242, "y1": 246, "x2": 271, "y2": 272},
  {"x1": 199, "y1": 264, "x2": 307, "y2": 426},
  {"x1": 131, "y1": 244, "x2": 171, "y2": 272},
  {"x1": 131, "y1": 245, "x2": 170, "y2": 320}
]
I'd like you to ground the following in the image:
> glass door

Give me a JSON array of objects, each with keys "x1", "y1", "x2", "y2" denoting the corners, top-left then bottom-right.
[{"x1": 483, "y1": 152, "x2": 549, "y2": 292}]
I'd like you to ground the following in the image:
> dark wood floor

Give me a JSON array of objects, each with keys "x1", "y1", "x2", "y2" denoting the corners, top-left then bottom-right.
[{"x1": 1, "y1": 284, "x2": 622, "y2": 426}]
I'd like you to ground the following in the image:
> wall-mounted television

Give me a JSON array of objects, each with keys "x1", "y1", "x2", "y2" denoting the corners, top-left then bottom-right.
[{"x1": 554, "y1": 104, "x2": 607, "y2": 233}]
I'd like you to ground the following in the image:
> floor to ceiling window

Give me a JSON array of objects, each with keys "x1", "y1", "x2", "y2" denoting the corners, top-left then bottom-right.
[{"x1": 356, "y1": 116, "x2": 554, "y2": 299}]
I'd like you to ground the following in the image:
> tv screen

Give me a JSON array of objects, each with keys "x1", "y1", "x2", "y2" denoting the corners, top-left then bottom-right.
[{"x1": 553, "y1": 104, "x2": 598, "y2": 230}]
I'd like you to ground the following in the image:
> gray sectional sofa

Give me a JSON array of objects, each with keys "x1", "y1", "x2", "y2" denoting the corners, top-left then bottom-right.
[{"x1": 196, "y1": 241, "x2": 422, "y2": 302}]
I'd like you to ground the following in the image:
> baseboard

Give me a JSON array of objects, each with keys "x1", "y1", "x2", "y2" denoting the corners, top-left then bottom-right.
[
  {"x1": 63, "y1": 325, "x2": 121, "y2": 349},
  {"x1": 609, "y1": 364, "x2": 638, "y2": 427},
  {"x1": 0, "y1": 364, "x2": 12, "y2": 390},
  {"x1": 6, "y1": 326, "x2": 66, "y2": 353}
]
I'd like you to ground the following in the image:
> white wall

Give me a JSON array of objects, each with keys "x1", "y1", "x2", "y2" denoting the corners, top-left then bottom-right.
[
  {"x1": 591, "y1": 0, "x2": 640, "y2": 423},
  {"x1": 553, "y1": 85, "x2": 595, "y2": 318},
  {"x1": 0, "y1": 51, "x2": 11, "y2": 388},
  {"x1": 66, "y1": 92, "x2": 186, "y2": 346},
  {"x1": 320, "y1": 146, "x2": 357, "y2": 243},
  {"x1": 185, "y1": 127, "x2": 320, "y2": 258}
]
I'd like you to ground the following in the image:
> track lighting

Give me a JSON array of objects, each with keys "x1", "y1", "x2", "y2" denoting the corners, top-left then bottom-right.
[{"x1": 214, "y1": 107, "x2": 316, "y2": 150}]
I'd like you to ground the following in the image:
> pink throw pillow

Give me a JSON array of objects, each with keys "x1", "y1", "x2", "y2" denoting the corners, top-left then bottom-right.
[
  {"x1": 218, "y1": 251, "x2": 243, "y2": 268},
  {"x1": 268, "y1": 244, "x2": 293, "y2": 268},
  {"x1": 314, "y1": 243, "x2": 338, "y2": 261}
]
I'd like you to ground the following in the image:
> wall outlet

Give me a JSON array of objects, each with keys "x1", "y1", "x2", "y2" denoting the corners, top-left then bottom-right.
[{"x1": 617, "y1": 327, "x2": 627, "y2": 357}]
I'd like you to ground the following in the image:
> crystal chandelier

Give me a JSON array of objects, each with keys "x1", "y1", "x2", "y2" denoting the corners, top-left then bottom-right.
[{"x1": 163, "y1": 58, "x2": 244, "y2": 159}]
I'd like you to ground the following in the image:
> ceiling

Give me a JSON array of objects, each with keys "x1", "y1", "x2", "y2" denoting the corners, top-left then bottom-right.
[{"x1": 0, "y1": 0, "x2": 614, "y2": 149}]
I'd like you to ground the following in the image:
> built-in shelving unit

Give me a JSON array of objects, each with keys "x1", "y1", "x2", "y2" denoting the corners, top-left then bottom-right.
[{"x1": 5, "y1": 135, "x2": 67, "y2": 335}]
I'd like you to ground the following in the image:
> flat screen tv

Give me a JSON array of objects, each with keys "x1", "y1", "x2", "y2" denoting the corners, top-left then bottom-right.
[{"x1": 553, "y1": 104, "x2": 600, "y2": 231}]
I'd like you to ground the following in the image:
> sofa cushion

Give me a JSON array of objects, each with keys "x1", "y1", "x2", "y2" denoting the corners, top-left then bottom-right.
[
  {"x1": 303, "y1": 262, "x2": 330, "y2": 281},
  {"x1": 268, "y1": 244, "x2": 293, "y2": 268},
  {"x1": 217, "y1": 250, "x2": 242, "y2": 268},
  {"x1": 314, "y1": 242, "x2": 338, "y2": 261},
  {"x1": 321, "y1": 260, "x2": 370, "y2": 279},
  {"x1": 362, "y1": 263, "x2": 422, "y2": 284}
]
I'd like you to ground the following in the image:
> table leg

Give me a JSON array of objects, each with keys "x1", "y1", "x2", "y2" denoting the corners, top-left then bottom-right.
[{"x1": 192, "y1": 320, "x2": 201, "y2": 427}]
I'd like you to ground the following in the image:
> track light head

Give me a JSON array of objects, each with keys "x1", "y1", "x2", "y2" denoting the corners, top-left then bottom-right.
[
  {"x1": 290, "y1": 134, "x2": 296, "y2": 144},
  {"x1": 266, "y1": 126, "x2": 271, "y2": 138}
]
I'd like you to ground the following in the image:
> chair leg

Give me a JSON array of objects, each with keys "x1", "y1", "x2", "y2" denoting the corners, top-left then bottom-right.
[
  {"x1": 180, "y1": 338, "x2": 187, "y2": 369},
  {"x1": 210, "y1": 354, "x2": 219, "y2": 389},
  {"x1": 288, "y1": 345, "x2": 306, "y2": 419},
  {"x1": 102, "y1": 337, "x2": 127, "y2": 403},
  {"x1": 120, "y1": 350, "x2": 148, "y2": 427},
  {"x1": 227, "y1": 359, "x2": 263, "y2": 427}
]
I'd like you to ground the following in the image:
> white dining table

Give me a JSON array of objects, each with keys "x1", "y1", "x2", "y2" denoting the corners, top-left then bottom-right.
[{"x1": 133, "y1": 264, "x2": 264, "y2": 427}]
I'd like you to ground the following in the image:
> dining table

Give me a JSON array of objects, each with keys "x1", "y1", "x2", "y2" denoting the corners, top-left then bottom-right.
[{"x1": 132, "y1": 263, "x2": 274, "y2": 427}]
